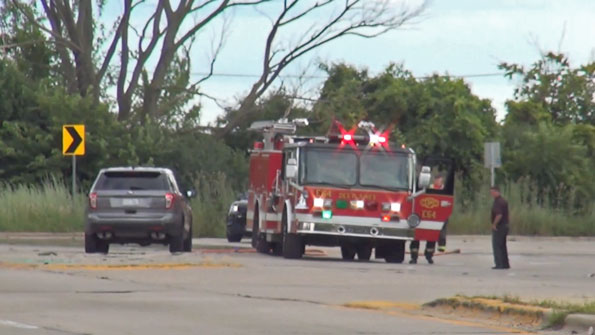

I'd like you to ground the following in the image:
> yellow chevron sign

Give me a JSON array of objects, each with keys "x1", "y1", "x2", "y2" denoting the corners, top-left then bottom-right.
[{"x1": 62, "y1": 125, "x2": 85, "y2": 156}]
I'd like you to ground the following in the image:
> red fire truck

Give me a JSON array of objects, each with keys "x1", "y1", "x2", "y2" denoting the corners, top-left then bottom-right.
[{"x1": 246, "y1": 119, "x2": 454, "y2": 263}]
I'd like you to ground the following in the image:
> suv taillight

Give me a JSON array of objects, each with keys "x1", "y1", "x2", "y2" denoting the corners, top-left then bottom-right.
[
  {"x1": 89, "y1": 192, "x2": 97, "y2": 209},
  {"x1": 165, "y1": 193, "x2": 175, "y2": 209}
]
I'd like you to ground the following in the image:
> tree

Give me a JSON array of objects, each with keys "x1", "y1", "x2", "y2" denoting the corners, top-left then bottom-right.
[
  {"x1": 215, "y1": 0, "x2": 427, "y2": 138},
  {"x1": 216, "y1": 88, "x2": 309, "y2": 151},
  {"x1": 500, "y1": 122, "x2": 594, "y2": 211},
  {"x1": 500, "y1": 52, "x2": 595, "y2": 125},
  {"x1": 10, "y1": 0, "x2": 268, "y2": 121},
  {"x1": 310, "y1": 63, "x2": 498, "y2": 196}
]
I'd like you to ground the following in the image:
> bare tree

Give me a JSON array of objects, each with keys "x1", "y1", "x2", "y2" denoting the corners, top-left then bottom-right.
[
  {"x1": 13, "y1": 0, "x2": 268, "y2": 121},
  {"x1": 214, "y1": 0, "x2": 427, "y2": 138}
]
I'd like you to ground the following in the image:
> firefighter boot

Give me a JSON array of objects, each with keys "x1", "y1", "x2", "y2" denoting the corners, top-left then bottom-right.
[
  {"x1": 425, "y1": 250, "x2": 434, "y2": 264},
  {"x1": 409, "y1": 249, "x2": 418, "y2": 264},
  {"x1": 409, "y1": 241, "x2": 420, "y2": 264}
]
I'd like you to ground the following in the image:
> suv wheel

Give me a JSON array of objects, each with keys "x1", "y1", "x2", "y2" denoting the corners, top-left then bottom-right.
[
  {"x1": 85, "y1": 234, "x2": 109, "y2": 254},
  {"x1": 85, "y1": 234, "x2": 97, "y2": 253},
  {"x1": 183, "y1": 223, "x2": 193, "y2": 252}
]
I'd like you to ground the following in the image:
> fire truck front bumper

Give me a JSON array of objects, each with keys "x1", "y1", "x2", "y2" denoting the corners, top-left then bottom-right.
[{"x1": 294, "y1": 214, "x2": 443, "y2": 240}]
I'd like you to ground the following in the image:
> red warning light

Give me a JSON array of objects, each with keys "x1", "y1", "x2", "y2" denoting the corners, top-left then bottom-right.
[
  {"x1": 378, "y1": 136, "x2": 387, "y2": 143},
  {"x1": 381, "y1": 215, "x2": 391, "y2": 222},
  {"x1": 343, "y1": 134, "x2": 353, "y2": 141}
]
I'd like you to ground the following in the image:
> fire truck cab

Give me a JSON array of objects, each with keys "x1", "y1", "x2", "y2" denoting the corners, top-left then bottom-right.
[{"x1": 246, "y1": 119, "x2": 454, "y2": 263}]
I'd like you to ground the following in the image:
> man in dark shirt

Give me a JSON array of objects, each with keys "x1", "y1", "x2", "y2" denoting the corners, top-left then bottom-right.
[{"x1": 490, "y1": 186, "x2": 510, "y2": 269}]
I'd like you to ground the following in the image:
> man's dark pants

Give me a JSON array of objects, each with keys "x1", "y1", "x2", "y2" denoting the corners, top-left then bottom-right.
[{"x1": 492, "y1": 224, "x2": 510, "y2": 268}]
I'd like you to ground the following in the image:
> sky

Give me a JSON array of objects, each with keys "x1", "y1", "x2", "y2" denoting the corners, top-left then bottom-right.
[{"x1": 110, "y1": 0, "x2": 595, "y2": 125}]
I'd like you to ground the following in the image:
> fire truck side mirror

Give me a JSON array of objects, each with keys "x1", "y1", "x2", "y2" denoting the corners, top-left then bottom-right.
[
  {"x1": 286, "y1": 158, "x2": 298, "y2": 179},
  {"x1": 418, "y1": 166, "x2": 431, "y2": 189}
]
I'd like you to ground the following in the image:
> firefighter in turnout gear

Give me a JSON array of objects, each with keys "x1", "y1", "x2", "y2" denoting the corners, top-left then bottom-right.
[
  {"x1": 431, "y1": 175, "x2": 447, "y2": 253},
  {"x1": 409, "y1": 173, "x2": 445, "y2": 264},
  {"x1": 409, "y1": 240, "x2": 435, "y2": 264}
]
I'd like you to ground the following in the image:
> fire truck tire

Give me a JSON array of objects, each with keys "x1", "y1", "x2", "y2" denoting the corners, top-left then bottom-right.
[
  {"x1": 282, "y1": 212, "x2": 303, "y2": 259},
  {"x1": 356, "y1": 244, "x2": 373, "y2": 261},
  {"x1": 384, "y1": 241, "x2": 405, "y2": 263},
  {"x1": 282, "y1": 234, "x2": 303, "y2": 259},
  {"x1": 340, "y1": 245, "x2": 356, "y2": 260},
  {"x1": 251, "y1": 210, "x2": 270, "y2": 253}
]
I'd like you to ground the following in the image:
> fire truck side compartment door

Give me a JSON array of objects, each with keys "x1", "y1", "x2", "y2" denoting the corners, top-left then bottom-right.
[{"x1": 414, "y1": 156, "x2": 455, "y2": 227}]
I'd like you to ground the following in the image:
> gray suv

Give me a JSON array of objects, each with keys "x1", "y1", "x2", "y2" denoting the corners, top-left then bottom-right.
[{"x1": 85, "y1": 167, "x2": 194, "y2": 254}]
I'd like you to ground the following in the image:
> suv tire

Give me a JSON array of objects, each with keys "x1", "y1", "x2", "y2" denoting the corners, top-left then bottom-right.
[
  {"x1": 169, "y1": 233, "x2": 184, "y2": 253},
  {"x1": 85, "y1": 234, "x2": 109, "y2": 254},
  {"x1": 183, "y1": 224, "x2": 193, "y2": 252},
  {"x1": 84, "y1": 234, "x2": 97, "y2": 253}
]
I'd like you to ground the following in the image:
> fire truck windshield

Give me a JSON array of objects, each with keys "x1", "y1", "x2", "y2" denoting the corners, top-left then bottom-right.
[
  {"x1": 300, "y1": 148, "x2": 411, "y2": 190},
  {"x1": 360, "y1": 152, "x2": 410, "y2": 190},
  {"x1": 302, "y1": 149, "x2": 357, "y2": 187}
]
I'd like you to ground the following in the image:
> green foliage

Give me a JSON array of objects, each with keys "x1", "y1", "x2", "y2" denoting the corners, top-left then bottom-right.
[
  {"x1": 500, "y1": 52, "x2": 595, "y2": 125},
  {"x1": 218, "y1": 89, "x2": 310, "y2": 152},
  {"x1": 312, "y1": 63, "x2": 498, "y2": 200}
]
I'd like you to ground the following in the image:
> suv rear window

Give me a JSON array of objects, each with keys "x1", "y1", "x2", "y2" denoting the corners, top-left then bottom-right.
[{"x1": 93, "y1": 171, "x2": 169, "y2": 191}]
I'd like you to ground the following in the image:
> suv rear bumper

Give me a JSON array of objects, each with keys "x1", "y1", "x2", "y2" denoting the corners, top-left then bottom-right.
[{"x1": 85, "y1": 212, "x2": 182, "y2": 239}]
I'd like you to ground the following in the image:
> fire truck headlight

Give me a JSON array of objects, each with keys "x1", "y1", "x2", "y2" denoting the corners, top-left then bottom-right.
[
  {"x1": 231, "y1": 205, "x2": 239, "y2": 213},
  {"x1": 313, "y1": 198, "x2": 324, "y2": 208},
  {"x1": 390, "y1": 202, "x2": 401, "y2": 212},
  {"x1": 350, "y1": 200, "x2": 364, "y2": 209},
  {"x1": 407, "y1": 214, "x2": 421, "y2": 228}
]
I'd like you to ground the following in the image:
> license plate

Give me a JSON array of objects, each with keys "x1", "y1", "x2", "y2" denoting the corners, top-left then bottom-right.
[{"x1": 122, "y1": 198, "x2": 140, "y2": 206}]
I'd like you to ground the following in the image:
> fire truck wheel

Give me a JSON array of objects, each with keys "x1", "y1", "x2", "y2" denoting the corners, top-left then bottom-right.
[
  {"x1": 282, "y1": 213, "x2": 303, "y2": 259},
  {"x1": 384, "y1": 241, "x2": 405, "y2": 263},
  {"x1": 251, "y1": 211, "x2": 271, "y2": 253},
  {"x1": 340, "y1": 245, "x2": 356, "y2": 260},
  {"x1": 356, "y1": 244, "x2": 373, "y2": 261},
  {"x1": 282, "y1": 234, "x2": 303, "y2": 259}
]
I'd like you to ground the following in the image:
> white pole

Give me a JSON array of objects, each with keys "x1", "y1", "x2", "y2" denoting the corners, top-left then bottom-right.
[{"x1": 490, "y1": 165, "x2": 495, "y2": 187}]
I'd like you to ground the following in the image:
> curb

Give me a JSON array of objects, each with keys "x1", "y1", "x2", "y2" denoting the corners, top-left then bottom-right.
[
  {"x1": 424, "y1": 296, "x2": 549, "y2": 328},
  {"x1": 564, "y1": 314, "x2": 595, "y2": 330},
  {"x1": 425, "y1": 296, "x2": 595, "y2": 331}
]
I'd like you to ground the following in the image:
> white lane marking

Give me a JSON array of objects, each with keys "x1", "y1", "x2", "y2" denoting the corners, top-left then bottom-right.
[{"x1": 0, "y1": 320, "x2": 39, "y2": 329}]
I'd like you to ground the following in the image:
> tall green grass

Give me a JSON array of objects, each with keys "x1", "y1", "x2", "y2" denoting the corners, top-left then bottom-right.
[
  {"x1": 0, "y1": 179, "x2": 86, "y2": 232},
  {"x1": 449, "y1": 179, "x2": 595, "y2": 236},
  {"x1": 189, "y1": 172, "x2": 236, "y2": 238},
  {"x1": 1, "y1": 176, "x2": 593, "y2": 237}
]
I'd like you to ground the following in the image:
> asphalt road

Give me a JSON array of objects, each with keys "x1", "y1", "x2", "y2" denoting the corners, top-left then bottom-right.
[{"x1": 0, "y1": 235, "x2": 594, "y2": 335}]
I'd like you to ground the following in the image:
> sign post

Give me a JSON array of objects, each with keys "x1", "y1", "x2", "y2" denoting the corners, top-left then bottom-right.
[
  {"x1": 484, "y1": 142, "x2": 501, "y2": 187},
  {"x1": 63, "y1": 125, "x2": 85, "y2": 202}
]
